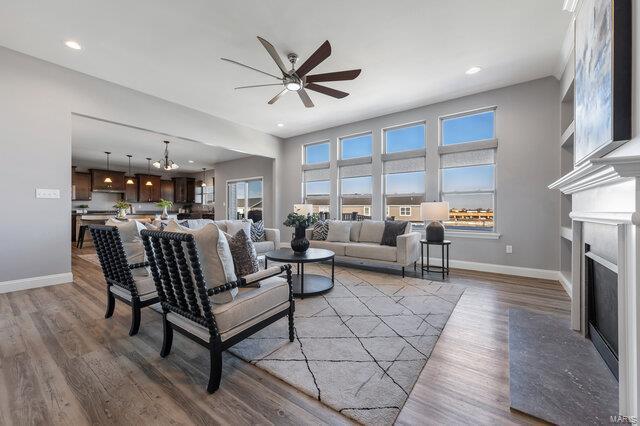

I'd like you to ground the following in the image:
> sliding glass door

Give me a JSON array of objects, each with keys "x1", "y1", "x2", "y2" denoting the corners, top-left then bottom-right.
[{"x1": 227, "y1": 178, "x2": 263, "y2": 221}]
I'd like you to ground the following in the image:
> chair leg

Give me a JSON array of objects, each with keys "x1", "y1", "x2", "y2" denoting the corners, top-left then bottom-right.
[
  {"x1": 288, "y1": 303, "x2": 295, "y2": 343},
  {"x1": 207, "y1": 340, "x2": 223, "y2": 394},
  {"x1": 105, "y1": 288, "x2": 115, "y2": 319},
  {"x1": 77, "y1": 225, "x2": 86, "y2": 249},
  {"x1": 160, "y1": 314, "x2": 173, "y2": 357},
  {"x1": 402, "y1": 267, "x2": 405, "y2": 278},
  {"x1": 129, "y1": 302, "x2": 141, "y2": 336}
]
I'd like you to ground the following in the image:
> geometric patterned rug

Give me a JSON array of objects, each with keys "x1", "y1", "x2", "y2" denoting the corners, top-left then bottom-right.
[{"x1": 229, "y1": 262, "x2": 465, "y2": 424}]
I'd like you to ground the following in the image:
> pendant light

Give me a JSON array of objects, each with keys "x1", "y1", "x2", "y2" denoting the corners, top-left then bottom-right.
[
  {"x1": 145, "y1": 158, "x2": 153, "y2": 186},
  {"x1": 153, "y1": 140, "x2": 179, "y2": 171},
  {"x1": 201, "y1": 168, "x2": 207, "y2": 187},
  {"x1": 125, "y1": 155, "x2": 135, "y2": 185},
  {"x1": 103, "y1": 152, "x2": 113, "y2": 184}
]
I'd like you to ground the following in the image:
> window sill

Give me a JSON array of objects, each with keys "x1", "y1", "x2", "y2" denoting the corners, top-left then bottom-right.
[{"x1": 445, "y1": 231, "x2": 501, "y2": 240}]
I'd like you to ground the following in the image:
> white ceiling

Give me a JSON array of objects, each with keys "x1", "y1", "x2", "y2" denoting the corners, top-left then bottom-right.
[
  {"x1": 0, "y1": 0, "x2": 571, "y2": 138},
  {"x1": 72, "y1": 115, "x2": 249, "y2": 173}
]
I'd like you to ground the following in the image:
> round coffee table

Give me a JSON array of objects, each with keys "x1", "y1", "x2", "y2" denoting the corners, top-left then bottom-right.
[{"x1": 264, "y1": 248, "x2": 335, "y2": 298}]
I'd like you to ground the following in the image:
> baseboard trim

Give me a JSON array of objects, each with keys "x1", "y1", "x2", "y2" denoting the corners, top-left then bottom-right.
[
  {"x1": 558, "y1": 272, "x2": 572, "y2": 298},
  {"x1": 426, "y1": 257, "x2": 560, "y2": 281},
  {"x1": 0, "y1": 272, "x2": 73, "y2": 294}
]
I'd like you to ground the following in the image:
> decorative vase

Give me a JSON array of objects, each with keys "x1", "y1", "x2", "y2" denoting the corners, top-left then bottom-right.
[
  {"x1": 290, "y1": 226, "x2": 309, "y2": 254},
  {"x1": 116, "y1": 208, "x2": 127, "y2": 220},
  {"x1": 161, "y1": 206, "x2": 169, "y2": 220}
]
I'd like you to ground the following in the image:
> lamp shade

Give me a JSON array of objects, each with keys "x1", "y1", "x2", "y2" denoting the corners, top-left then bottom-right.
[
  {"x1": 293, "y1": 204, "x2": 314, "y2": 215},
  {"x1": 420, "y1": 201, "x2": 450, "y2": 221}
]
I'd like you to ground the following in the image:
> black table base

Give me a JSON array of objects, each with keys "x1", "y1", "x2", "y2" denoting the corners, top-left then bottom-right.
[
  {"x1": 290, "y1": 273, "x2": 334, "y2": 297},
  {"x1": 264, "y1": 248, "x2": 335, "y2": 299},
  {"x1": 421, "y1": 240, "x2": 451, "y2": 280}
]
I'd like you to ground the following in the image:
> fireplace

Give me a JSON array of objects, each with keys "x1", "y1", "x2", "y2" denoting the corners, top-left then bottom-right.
[{"x1": 585, "y1": 244, "x2": 619, "y2": 380}]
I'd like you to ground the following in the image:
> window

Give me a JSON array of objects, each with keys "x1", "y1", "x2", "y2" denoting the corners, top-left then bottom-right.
[
  {"x1": 304, "y1": 179, "x2": 330, "y2": 214},
  {"x1": 384, "y1": 122, "x2": 426, "y2": 153},
  {"x1": 340, "y1": 176, "x2": 372, "y2": 220},
  {"x1": 227, "y1": 178, "x2": 263, "y2": 221},
  {"x1": 383, "y1": 171, "x2": 425, "y2": 223},
  {"x1": 340, "y1": 133, "x2": 372, "y2": 159},
  {"x1": 440, "y1": 108, "x2": 497, "y2": 232},
  {"x1": 400, "y1": 206, "x2": 411, "y2": 216},
  {"x1": 442, "y1": 110, "x2": 494, "y2": 146},
  {"x1": 304, "y1": 142, "x2": 330, "y2": 164}
]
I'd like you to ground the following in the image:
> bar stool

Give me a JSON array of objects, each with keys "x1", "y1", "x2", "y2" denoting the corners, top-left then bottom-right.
[{"x1": 77, "y1": 224, "x2": 89, "y2": 248}]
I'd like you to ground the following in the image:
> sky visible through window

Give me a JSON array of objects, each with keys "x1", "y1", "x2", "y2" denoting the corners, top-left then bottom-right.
[
  {"x1": 385, "y1": 123, "x2": 425, "y2": 153},
  {"x1": 305, "y1": 142, "x2": 330, "y2": 164},
  {"x1": 305, "y1": 180, "x2": 330, "y2": 195},
  {"x1": 341, "y1": 176, "x2": 372, "y2": 195},
  {"x1": 442, "y1": 110, "x2": 494, "y2": 145},
  {"x1": 385, "y1": 171, "x2": 425, "y2": 194},
  {"x1": 341, "y1": 134, "x2": 372, "y2": 159},
  {"x1": 442, "y1": 165, "x2": 494, "y2": 193}
]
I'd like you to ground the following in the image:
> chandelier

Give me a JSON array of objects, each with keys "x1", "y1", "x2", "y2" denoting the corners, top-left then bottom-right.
[{"x1": 153, "y1": 140, "x2": 179, "y2": 170}]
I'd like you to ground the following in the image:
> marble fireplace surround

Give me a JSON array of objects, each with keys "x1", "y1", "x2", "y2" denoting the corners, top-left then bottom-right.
[{"x1": 550, "y1": 155, "x2": 640, "y2": 416}]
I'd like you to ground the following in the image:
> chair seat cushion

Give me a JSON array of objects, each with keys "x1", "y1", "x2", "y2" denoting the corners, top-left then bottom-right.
[
  {"x1": 253, "y1": 240, "x2": 275, "y2": 254},
  {"x1": 309, "y1": 240, "x2": 348, "y2": 256},
  {"x1": 345, "y1": 242, "x2": 397, "y2": 262},
  {"x1": 109, "y1": 276, "x2": 158, "y2": 302},
  {"x1": 166, "y1": 276, "x2": 290, "y2": 341}
]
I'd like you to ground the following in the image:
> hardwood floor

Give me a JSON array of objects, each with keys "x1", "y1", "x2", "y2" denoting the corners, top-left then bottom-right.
[{"x1": 0, "y1": 246, "x2": 570, "y2": 425}]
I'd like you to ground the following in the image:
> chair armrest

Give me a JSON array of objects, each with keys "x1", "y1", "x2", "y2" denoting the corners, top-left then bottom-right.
[
  {"x1": 397, "y1": 232, "x2": 421, "y2": 266},
  {"x1": 264, "y1": 228, "x2": 280, "y2": 248},
  {"x1": 129, "y1": 261, "x2": 150, "y2": 270},
  {"x1": 207, "y1": 264, "x2": 292, "y2": 296}
]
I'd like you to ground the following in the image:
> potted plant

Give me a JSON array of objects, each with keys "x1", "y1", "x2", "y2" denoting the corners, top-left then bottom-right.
[
  {"x1": 76, "y1": 204, "x2": 89, "y2": 214},
  {"x1": 156, "y1": 199, "x2": 173, "y2": 220},
  {"x1": 283, "y1": 212, "x2": 319, "y2": 254},
  {"x1": 113, "y1": 200, "x2": 130, "y2": 220}
]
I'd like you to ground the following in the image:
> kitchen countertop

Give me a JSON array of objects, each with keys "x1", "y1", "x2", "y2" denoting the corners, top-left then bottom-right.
[{"x1": 72, "y1": 210, "x2": 179, "y2": 216}]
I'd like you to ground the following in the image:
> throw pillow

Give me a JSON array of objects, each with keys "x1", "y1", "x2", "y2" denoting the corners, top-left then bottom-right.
[
  {"x1": 225, "y1": 229, "x2": 260, "y2": 280},
  {"x1": 359, "y1": 219, "x2": 386, "y2": 243},
  {"x1": 226, "y1": 219, "x2": 252, "y2": 237},
  {"x1": 105, "y1": 218, "x2": 149, "y2": 277},
  {"x1": 250, "y1": 220, "x2": 266, "y2": 242},
  {"x1": 312, "y1": 221, "x2": 329, "y2": 240},
  {"x1": 327, "y1": 220, "x2": 351, "y2": 243},
  {"x1": 380, "y1": 221, "x2": 408, "y2": 247},
  {"x1": 164, "y1": 222, "x2": 238, "y2": 304}
]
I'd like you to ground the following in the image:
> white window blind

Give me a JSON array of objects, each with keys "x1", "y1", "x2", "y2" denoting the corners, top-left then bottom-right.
[
  {"x1": 440, "y1": 148, "x2": 495, "y2": 169},
  {"x1": 383, "y1": 156, "x2": 426, "y2": 174}
]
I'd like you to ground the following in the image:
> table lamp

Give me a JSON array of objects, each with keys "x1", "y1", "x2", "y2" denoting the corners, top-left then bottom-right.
[
  {"x1": 293, "y1": 204, "x2": 313, "y2": 216},
  {"x1": 420, "y1": 201, "x2": 450, "y2": 242}
]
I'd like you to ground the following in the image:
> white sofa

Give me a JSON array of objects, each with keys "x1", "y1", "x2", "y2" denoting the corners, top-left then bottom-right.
[{"x1": 306, "y1": 219, "x2": 420, "y2": 277}]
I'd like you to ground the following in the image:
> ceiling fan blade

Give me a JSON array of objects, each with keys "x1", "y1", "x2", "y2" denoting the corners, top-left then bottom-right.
[
  {"x1": 257, "y1": 36, "x2": 289, "y2": 76},
  {"x1": 295, "y1": 40, "x2": 331, "y2": 78},
  {"x1": 297, "y1": 89, "x2": 314, "y2": 108},
  {"x1": 220, "y1": 58, "x2": 282, "y2": 80},
  {"x1": 305, "y1": 83, "x2": 349, "y2": 99},
  {"x1": 235, "y1": 83, "x2": 283, "y2": 90},
  {"x1": 268, "y1": 88, "x2": 288, "y2": 105},
  {"x1": 306, "y1": 69, "x2": 361, "y2": 83}
]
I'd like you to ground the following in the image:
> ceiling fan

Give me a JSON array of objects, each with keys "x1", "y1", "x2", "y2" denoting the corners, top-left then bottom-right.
[{"x1": 221, "y1": 37, "x2": 361, "y2": 108}]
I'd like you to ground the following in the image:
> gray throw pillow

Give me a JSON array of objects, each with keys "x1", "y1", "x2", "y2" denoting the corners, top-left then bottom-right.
[
  {"x1": 226, "y1": 229, "x2": 260, "y2": 278},
  {"x1": 380, "y1": 221, "x2": 408, "y2": 247}
]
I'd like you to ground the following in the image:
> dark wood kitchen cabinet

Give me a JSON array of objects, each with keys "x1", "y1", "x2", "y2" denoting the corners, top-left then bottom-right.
[
  {"x1": 173, "y1": 177, "x2": 195, "y2": 203},
  {"x1": 124, "y1": 177, "x2": 138, "y2": 202},
  {"x1": 72, "y1": 172, "x2": 92, "y2": 201},
  {"x1": 160, "y1": 180, "x2": 174, "y2": 202},
  {"x1": 91, "y1": 169, "x2": 125, "y2": 192},
  {"x1": 136, "y1": 174, "x2": 161, "y2": 202}
]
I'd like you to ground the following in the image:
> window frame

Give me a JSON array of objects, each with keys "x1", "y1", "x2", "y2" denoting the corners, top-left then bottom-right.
[
  {"x1": 339, "y1": 175, "x2": 373, "y2": 219},
  {"x1": 382, "y1": 120, "x2": 426, "y2": 154},
  {"x1": 226, "y1": 176, "x2": 264, "y2": 220},
  {"x1": 399, "y1": 206, "x2": 411, "y2": 216},
  {"x1": 438, "y1": 106, "x2": 498, "y2": 234},
  {"x1": 303, "y1": 140, "x2": 331, "y2": 165},
  {"x1": 339, "y1": 131, "x2": 373, "y2": 160},
  {"x1": 382, "y1": 170, "x2": 427, "y2": 223}
]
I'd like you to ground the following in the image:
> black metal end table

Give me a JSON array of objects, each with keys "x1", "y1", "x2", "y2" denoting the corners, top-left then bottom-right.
[
  {"x1": 264, "y1": 248, "x2": 335, "y2": 299},
  {"x1": 420, "y1": 240, "x2": 451, "y2": 280}
]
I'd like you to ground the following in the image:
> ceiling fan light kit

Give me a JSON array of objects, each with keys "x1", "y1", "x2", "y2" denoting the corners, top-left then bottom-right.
[{"x1": 221, "y1": 36, "x2": 361, "y2": 108}]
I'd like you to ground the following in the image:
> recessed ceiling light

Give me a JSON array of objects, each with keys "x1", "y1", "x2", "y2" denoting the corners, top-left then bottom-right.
[
  {"x1": 562, "y1": 0, "x2": 579, "y2": 12},
  {"x1": 64, "y1": 40, "x2": 82, "y2": 50},
  {"x1": 188, "y1": 160, "x2": 194, "y2": 163},
  {"x1": 465, "y1": 66, "x2": 482, "y2": 75},
  {"x1": 277, "y1": 123, "x2": 284, "y2": 127}
]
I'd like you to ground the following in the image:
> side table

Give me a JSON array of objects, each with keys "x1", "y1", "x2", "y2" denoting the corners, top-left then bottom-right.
[{"x1": 420, "y1": 240, "x2": 451, "y2": 280}]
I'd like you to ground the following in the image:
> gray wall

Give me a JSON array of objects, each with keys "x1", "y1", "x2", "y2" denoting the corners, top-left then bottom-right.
[
  {"x1": 212, "y1": 156, "x2": 275, "y2": 228},
  {"x1": 280, "y1": 77, "x2": 561, "y2": 271},
  {"x1": 0, "y1": 46, "x2": 282, "y2": 282}
]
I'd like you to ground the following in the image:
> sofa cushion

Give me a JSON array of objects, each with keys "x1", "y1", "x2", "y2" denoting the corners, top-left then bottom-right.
[
  {"x1": 109, "y1": 275, "x2": 158, "y2": 302},
  {"x1": 359, "y1": 220, "x2": 386, "y2": 243},
  {"x1": 346, "y1": 242, "x2": 397, "y2": 262},
  {"x1": 380, "y1": 221, "x2": 408, "y2": 247},
  {"x1": 350, "y1": 221, "x2": 363, "y2": 242},
  {"x1": 166, "y1": 276, "x2": 289, "y2": 341},
  {"x1": 164, "y1": 222, "x2": 238, "y2": 304},
  {"x1": 227, "y1": 219, "x2": 252, "y2": 237},
  {"x1": 311, "y1": 221, "x2": 329, "y2": 240},
  {"x1": 309, "y1": 240, "x2": 349, "y2": 256},
  {"x1": 226, "y1": 229, "x2": 259, "y2": 278},
  {"x1": 186, "y1": 219, "x2": 214, "y2": 229},
  {"x1": 327, "y1": 220, "x2": 351, "y2": 242},
  {"x1": 253, "y1": 240, "x2": 275, "y2": 254}
]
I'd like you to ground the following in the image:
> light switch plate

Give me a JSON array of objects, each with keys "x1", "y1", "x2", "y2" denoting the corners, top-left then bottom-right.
[
  {"x1": 506, "y1": 245, "x2": 513, "y2": 254},
  {"x1": 36, "y1": 188, "x2": 60, "y2": 199}
]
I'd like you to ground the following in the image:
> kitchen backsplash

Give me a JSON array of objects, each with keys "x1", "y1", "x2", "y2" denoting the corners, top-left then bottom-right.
[{"x1": 72, "y1": 192, "x2": 185, "y2": 212}]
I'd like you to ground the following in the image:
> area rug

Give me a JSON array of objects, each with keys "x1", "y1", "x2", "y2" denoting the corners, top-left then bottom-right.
[{"x1": 228, "y1": 263, "x2": 465, "y2": 425}]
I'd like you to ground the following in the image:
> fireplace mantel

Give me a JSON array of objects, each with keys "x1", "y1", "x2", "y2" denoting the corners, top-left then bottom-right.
[{"x1": 549, "y1": 155, "x2": 640, "y2": 194}]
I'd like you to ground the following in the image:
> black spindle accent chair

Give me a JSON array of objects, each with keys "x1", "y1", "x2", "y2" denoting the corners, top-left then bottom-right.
[
  {"x1": 140, "y1": 229, "x2": 295, "y2": 393},
  {"x1": 89, "y1": 225, "x2": 159, "y2": 336}
]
